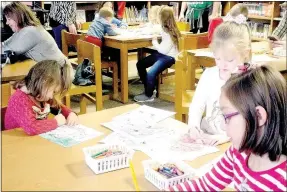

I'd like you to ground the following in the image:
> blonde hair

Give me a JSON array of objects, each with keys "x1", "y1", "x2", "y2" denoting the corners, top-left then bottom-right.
[
  {"x1": 148, "y1": 5, "x2": 160, "y2": 24},
  {"x1": 99, "y1": 7, "x2": 114, "y2": 18},
  {"x1": 159, "y1": 6, "x2": 181, "y2": 50},
  {"x1": 14, "y1": 60, "x2": 72, "y2": 105},
  {"x1": 229, "y1": 3, "x2": 249, "y2": 18},
  {"x1": 210, "y1": 21, "x2": 252, "y2": 63},
  {"x1": 156, "y1": 5, "x2": 165, "y2": 24}
]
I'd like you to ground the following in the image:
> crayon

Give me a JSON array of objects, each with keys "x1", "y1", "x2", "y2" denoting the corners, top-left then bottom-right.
[{"x1": 92, "y1": 149, "x2": 108, "y2": 158}]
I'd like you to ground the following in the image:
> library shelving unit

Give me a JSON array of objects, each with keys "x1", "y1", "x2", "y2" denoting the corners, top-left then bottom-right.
[{"x1": 225, "y1": 1, "x2": 283, "y2": 41}]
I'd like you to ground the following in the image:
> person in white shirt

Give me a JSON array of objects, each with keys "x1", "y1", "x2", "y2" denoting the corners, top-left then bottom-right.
[
  {"x1": 134, "y1": 6, "x2": 181, "y2": 102},
  {"x1": 188, "y1": 16, "x2": 252, "y2": 143}
]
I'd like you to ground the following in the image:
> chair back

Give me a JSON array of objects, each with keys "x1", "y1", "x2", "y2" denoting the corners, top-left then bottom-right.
[
  {"x1": 81, "y1": 22, "x2": 92, "y2": 30},
  {"x1": 176, "y1": 22, "x2": 190, "y2": 32},
  {"x1": 1, "y1": 83, "x2": 12, "y2": 130},
  {"x1": 61, "y1": 30, "x2": 84, "y2": 56}
]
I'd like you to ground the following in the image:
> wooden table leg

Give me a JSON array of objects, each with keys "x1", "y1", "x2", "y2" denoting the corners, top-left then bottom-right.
[{"x1": 120, "y1": 44, "x2": 129, "y2": 103}]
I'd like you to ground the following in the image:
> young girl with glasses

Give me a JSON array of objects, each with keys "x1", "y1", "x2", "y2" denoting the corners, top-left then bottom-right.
[{"x1": 170, "y1": 65, "x2": 287, "y2": 191}]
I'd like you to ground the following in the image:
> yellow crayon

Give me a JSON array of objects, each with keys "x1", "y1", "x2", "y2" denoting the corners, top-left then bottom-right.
[{"x1": 129, "y1": 160, "x2": 140, "y2": 192}]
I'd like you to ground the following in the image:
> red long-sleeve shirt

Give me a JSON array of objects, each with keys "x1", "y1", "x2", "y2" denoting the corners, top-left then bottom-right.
[
  {"x1": 169, "y1": 146, "x2": 287, "y2": 191},
  {"x1": 4, "y1": 89, "x2": 72, "y2": 135}
]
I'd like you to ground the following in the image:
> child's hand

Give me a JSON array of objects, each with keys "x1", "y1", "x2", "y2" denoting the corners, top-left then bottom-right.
[
  {"x1": 152, "y1": 36, "x2": 158, "y2": 41},
  {"x1": 66, "y1": 112, "x2": 79, "y2": 126},
  {"x1": 55, "y1": 114, "x2": 66, "y2": 126}
]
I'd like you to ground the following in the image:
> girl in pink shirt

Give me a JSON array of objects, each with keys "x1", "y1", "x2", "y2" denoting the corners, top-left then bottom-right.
[
  {"x1": 4, "y1": 60, "x2": 79, "y2": 135},
  {"x1": 169, "y1": 65, "x2": 287, "y2": 191}
]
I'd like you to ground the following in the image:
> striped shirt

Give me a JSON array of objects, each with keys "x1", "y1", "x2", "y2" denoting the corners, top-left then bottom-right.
[
  {"x1": 169, "y1": 146, "x2": 287, "y2": 191},
  {"x1": 49, "y1": 2, "x2": 76, "y2": 26}
]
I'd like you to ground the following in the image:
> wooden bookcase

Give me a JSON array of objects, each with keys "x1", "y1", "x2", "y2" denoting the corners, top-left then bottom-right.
[{"x1": 224, "y1": 1, "x2": 283, "y2": 41}]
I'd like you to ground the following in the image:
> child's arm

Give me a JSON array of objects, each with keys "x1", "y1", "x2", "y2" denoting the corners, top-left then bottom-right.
[
  {"x1": 9, "y1": 99, "x2": 60, "y2": 136},
  {"x1": 152, "y1": 33, "x2": 174, "y2": 55},
  {"x1": 59, "y1": 104, "x2": 74, "y2": 118},
  {"x1": 104, "y1": 23, "x2": 118, "y2": 36},
  {"x1": 169, "y1": 147, "x2": 235, "y2": 191},
  {"x1": 187, "y1": 68, "x2": 210, "y2": 129},
  {"x1": 112, "y1": 17, "x2": 128, "y2": 28}
]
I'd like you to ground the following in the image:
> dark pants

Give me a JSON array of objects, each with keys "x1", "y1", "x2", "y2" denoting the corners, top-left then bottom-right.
[
  {"x1": 52, "y1": 24, "x2": 68, "y2": 50},
  {"x1": 136, "y1": 52, "x2": 175, "y2": 97},
  {"x1": 189, "y1": 8, "x2": 210, "y2": 33}
]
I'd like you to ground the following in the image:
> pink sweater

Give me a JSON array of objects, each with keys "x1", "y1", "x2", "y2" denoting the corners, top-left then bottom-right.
[
  {"x1": 169, "y1": 146, "x2": 287, "y2": 191},
  {"x1": 5, "y1": 89, "x2": 72, "y2": 135}
]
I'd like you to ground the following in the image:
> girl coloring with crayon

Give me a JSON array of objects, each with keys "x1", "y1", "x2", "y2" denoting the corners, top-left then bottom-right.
[
  {"x1": 134, "y1": 6, "x2": 181, "y2": 102},
  {"x1": 185, "y1": 16, "x2": 252, "y2": 144},
  {"x1": 5, "y1": 60, "x2": 78, "y2": 135},
  {"x1": 170, "y1": 65, "x2": 287, "y2": 191}
]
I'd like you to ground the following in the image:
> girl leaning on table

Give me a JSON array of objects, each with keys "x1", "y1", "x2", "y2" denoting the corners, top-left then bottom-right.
[
  {"x1": 183, "y1": 14, "x2": 252, "y2": 145},
  {"x1": 4, "y1": 60, "x2": 79, "y2": 135},
  {"x1": 134, "y1": 6, "x2": 181, "y2": 102},
  {"x1": 169, "y1": 64, "x2": 287, "y2": 191}
]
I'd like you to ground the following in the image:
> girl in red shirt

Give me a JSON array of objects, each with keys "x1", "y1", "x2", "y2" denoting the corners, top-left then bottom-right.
[{"x1": 5, "y1": 60, "x2": 78, "y2": 135}]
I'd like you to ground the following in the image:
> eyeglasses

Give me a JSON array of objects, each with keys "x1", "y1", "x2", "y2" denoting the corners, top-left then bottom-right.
[{"x1": 222, "y1": 111, "x2": 240, "y2": 124}]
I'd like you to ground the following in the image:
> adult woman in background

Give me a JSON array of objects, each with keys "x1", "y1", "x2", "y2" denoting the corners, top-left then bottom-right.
[
  {"x1": 179, "y1": 1, "x2": 221, "y2": 33},
  {"x1": 49, "y1": 1, "x2": 80, "y2": 50},
  {"x1": 2, "y1": 2, "x2": 69, "y2": 66}
]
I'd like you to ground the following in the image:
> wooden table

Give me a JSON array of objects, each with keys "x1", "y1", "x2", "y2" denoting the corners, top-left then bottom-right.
[
  {"x1": 2, "y1": 104, "x2": 231, "y2": 191},
  {"x1": 1, "y1": 59, "x2": 36, "y2": 82},
  {"x1": 187, "y1": 42, "x2": 287, "y2": 76},
  {"x1": 78, "y1": 29, "x2": 156, "y2": 103}
]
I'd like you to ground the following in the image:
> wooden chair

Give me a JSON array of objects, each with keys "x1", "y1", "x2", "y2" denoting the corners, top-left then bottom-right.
[
  {"x1": 176, "y1": 22, "x2": 191, "y2": 32},
  {"x1": 157, "y1": 32, "x2": 209, "y2": 102},
  {"x1": 1, "y1": 83, "x2": 13, "y2": 130},
  {"x1": 61, "y1": 30, "x2": 84, "y2": 58},
  {"x1": 81, "y1": 22, "x2": 92, "y2": 30},
  {"x1": 174, "y1": 32, "x2": 213, "y2": 123},
  {"x1": 64, "y1": 40, "x2": 118, "y2": 113}
]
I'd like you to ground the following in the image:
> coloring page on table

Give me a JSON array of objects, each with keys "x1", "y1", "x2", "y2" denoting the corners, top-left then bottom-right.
[
  {"x1": 101, "y1": 119, "x2": 184, "y2": 143},
  {"x1": 100, "y1": 124, "x2": 186, "y2": 151},
  {"x1": 40, "y1": 124, "x2": 103, "y2": 147},
  {"x1": 141, "y1": 138, "x2": 219, "y2": 161},
  {"x1": 112, "y1": 105, "x2": 175, "y2": 126}
]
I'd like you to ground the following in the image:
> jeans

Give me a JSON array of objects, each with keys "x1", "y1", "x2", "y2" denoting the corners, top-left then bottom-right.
[
  {"x1": 136, "y1": 52, "x2": 175, "y2": 97},
  {"x1": 52, "y1": 24, "x2": 68, "y2": 50}
]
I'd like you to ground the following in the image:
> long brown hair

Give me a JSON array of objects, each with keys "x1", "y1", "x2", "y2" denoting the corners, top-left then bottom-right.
[
  {"x1": 222, "y1": 65, "x2": 287, "y2": 161},
  {"x1": 3, "y1": 2, "x2": 41, "y2": 28},
  {"x1": 14, "y1": 60, "x2": 72, "y2": 105},
  {"x1": 159, "y1": 6, "x2": 181, "y2": 50}
]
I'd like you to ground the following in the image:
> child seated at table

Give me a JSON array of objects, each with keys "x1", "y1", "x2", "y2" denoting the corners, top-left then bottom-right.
[
  {"x1": 169, "y1": 65, "x2": 287, "y2": 191},
  {"x1": 208, "y1": 3, "x2": 248, "y2": 43},
  {"x1": 134, "y1": 6, "x2": 181, "y2": 102},
  {"x1": 85, "y1": 7, "x2": 119, "y2": 47},
  {"x1": 187, "y1": 17, "x2": 252, "y2": 143},
  {"x1": 95, "y1": 1, "x2": 128, "y2": 29},
  {"x1": 4, "y1": 60, "x2": 78, "y2": 135}
]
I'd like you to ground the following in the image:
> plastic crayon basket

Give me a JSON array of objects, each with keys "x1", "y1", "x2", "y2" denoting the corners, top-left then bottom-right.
[
  {"x1": 83, "y1": 144, "x2": 134, "y2": 174},
  {"x1": 142, "y1": 160, "x2": 196, "y2": 190}
]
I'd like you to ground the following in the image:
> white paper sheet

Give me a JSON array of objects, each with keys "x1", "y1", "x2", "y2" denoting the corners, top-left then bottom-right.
[
  {"x1": 141, "y1": 138, "x2": 219, "y2": 161},
  {"x1": 40, "y1": 124, "x2": 103, "y2": 147},
  {"x1": 112, "y1": 105, "x2": 175, "y2": 126}
]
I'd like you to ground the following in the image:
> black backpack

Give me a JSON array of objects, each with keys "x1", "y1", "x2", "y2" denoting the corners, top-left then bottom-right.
[{"x1": 73, "y1": 58, "x2": 95, "y2": 86}]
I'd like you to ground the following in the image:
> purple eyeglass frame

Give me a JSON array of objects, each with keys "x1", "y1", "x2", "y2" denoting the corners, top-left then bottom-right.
[{"x1": 223, "y1": 112, "x2": 240, "y2": 123}]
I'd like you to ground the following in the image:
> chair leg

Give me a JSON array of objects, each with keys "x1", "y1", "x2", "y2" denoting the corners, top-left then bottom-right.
[
  {"x1": 156, "y1": 74, "x2": 161, "y2": 98},
  {"x1": 65, "y1": 94, "x2": 71, "y2": 108},
  {"x1": 182, "y1": 114, "x2": 188, "y2": 124},
  {"x1": 79, "y1": 95, "x2": 87, "y2": 114},
  {"x1": 175, "y1": 112, "x2": 183, "y2": 122},
  {"x1": 112, "y1": 64, "x2": 119, "y2": 100}
]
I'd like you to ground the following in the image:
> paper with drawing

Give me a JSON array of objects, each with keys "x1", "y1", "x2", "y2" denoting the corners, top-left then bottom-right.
[
  {"x1": 40, "y1": 124, "x2": 103, "y2": 147},
  {"x1": 112, "y1": 105, "x2": 175, "y2": 126}
]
